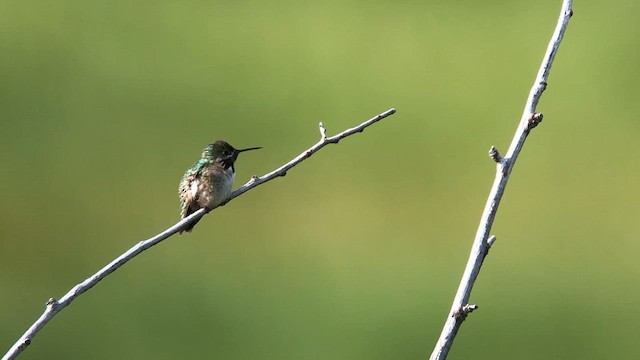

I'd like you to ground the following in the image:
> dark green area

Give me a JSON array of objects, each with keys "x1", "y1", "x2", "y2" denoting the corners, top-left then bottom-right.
[{"x1": 1, "y1": 1, "x2": 638, "y2": 359}]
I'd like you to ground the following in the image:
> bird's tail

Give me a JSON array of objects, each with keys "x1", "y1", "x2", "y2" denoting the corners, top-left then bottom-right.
[{"x1": 179, "y1": 208, "x2": 202, "y2": 234}]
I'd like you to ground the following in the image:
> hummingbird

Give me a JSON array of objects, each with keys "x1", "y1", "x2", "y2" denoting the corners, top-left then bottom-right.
[{"x1": 178, "y1": 140, "x2": 261, "y2": 233}]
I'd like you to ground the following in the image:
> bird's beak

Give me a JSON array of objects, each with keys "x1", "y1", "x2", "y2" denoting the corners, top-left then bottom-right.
[{"x1": 236, "y1": 146, "x2": 262, "y2": 153}]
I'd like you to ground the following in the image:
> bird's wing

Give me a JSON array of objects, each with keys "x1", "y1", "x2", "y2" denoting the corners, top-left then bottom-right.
[{"x1": 179, "y1": 162, "x2": 204, "y2": 219}]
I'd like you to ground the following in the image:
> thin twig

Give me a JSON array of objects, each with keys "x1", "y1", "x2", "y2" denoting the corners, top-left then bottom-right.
[
  {"x1": 429, "y1": 1, "x2": 573, "y2": 359},
  {"x1": 2, "y1": 108, "x2": 396, "y2": 360}
]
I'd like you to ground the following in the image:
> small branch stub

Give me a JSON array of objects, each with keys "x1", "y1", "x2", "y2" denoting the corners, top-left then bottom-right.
[
  {"x1": 487, "y1": 235, "x2": 497, "y2": 248},
  {"x1": 489, "y1": 146, "x2": 502, "y2": 163},
  {"x1": 45, "y1": 298, "x2": 57, "y2": 310},
  {"x1": 540, "y1": 81, "x2": 548, "y2": 92},
  {"x1": 453, "y1": 304, "x2": 478, "y2": 321},
  {"x1": 483, "y1": 235, "x2": 497, "y2": 258},
  {"x1": 319, "y1": 122, "x2": 327, "y2": 140},
  {"x1": 528, "y1": 112, "x2": 544, "y2": 130}
]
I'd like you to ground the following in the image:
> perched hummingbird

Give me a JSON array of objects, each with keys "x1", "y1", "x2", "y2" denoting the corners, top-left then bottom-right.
[{"x1": 178, "y1": 140, "x2": 261, "y2": 233}]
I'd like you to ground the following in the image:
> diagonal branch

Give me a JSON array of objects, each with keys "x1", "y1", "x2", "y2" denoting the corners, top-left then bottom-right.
[
  {"x1": 2, "y1": 108, "x2": 396, "y2": 360},
  {"x1": 429, "y1": 1, "x2": 573, "y2": 359}
]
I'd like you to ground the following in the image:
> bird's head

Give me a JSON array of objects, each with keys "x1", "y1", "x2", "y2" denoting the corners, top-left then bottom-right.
[{"x1": 202, "y1": 140, "x2": 261, "y2": 164}]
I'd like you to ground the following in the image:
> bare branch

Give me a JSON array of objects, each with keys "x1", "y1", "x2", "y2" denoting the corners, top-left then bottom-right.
[
  {"x1": 2, "y1": 108, "x2": 396, "y2": 360},
  {"x1": 488, "y1": 146, "x2": 502, "y2": 163},
  {"x1": 429, "y1": 1, "x2": 573, "y2": 359},
  {"x1": 227, "y1": 108, "x2": 396, "y2": 200},
  {"x1": 319, "y1": 122, "x2": 328, "y2": 140}
]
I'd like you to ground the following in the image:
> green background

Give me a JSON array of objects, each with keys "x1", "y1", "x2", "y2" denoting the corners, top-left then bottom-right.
[{"x1": 1, "y1": 1, "x2": 638, "y2": 359}]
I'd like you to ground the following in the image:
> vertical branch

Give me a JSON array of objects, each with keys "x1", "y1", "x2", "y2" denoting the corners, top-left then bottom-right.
[{"x1": 429, "y1": 1, "x2": 573, "y2": 359}]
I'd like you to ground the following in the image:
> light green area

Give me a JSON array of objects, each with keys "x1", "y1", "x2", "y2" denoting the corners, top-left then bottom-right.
[{"x1": 1, "y1": 1, "x2": 639, "y2": 359}]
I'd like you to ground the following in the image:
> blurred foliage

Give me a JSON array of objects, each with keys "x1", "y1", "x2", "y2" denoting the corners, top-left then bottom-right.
[{"x1": 1, "y1": 0, "x2": 639, "y2": 359}]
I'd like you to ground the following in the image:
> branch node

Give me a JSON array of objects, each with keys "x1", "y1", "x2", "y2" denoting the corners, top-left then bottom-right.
[
  {"x1": 249, "y1": 175, "x2": 259, "y2": 183},
  {"x1": 319, "y1": 122, "x2": 327, "y2": 140},
  {"x1": 488, "y1": 146, "x2": 502, "y2": 163},
  {"x1": 528, "y1": 113, "x2": 544, "y2": 130},
  {"x1": 487, "y1": 235, "x2": 497, "y2": 248},
  {"x1": 452, "y1": 304, "x2": 478, "y2": 321},
  {"x1": 46, "y1": 298, "x2": 58, "y2": 310},
  {"x1": 569, "y1": 9, "x2": 574, "y2": 17},
  {"x1": 484, "y1": 235, "x2": 497, "y2": 257}
]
